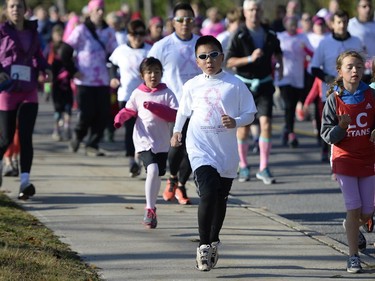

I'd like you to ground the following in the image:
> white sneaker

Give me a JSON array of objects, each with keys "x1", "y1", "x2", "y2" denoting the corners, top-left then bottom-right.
[
  {"x1": 195, "y1": 244, "x2": 212, "y2": 271},
  {"x1": 211, "y1": 241, "x2": 220, "y2": 268}
]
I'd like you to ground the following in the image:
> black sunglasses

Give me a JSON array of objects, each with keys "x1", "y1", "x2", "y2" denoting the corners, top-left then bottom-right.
[{"x1": 197, "y1": 51, "x2": 222, "y2": 60}]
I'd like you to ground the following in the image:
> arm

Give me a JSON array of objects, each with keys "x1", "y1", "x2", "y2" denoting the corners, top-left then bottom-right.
[
  {"x1": 143, "y1": 101, "x2": 177, "y2": 122},
  {"x1": 234, "y1": 81, "x2": 257, "y2": 127},
  {"x1": 226, "y1": 48, "x2": 264, "y2": 69},
  {"x1": 113, "y1": 108, "x2": 137, "y2": 128},
  {"x1": 171, "y1": 111, "x2": 188, "y2": 147},
  {"x1": 171, "y1": 86, "x2": 191, "y2": 147},
  {"x1": 320, "y1": 94, "x2": 347, "y2": 145},
  {"x1": 273, "y1": 53, "x2": 283, "y2": 81},
  {"x1": 311, "y1": 67, "x2": 335, "y2": 84},
  {"x1": 303, "y1": 78, "x2": 320, "y2": 107}
]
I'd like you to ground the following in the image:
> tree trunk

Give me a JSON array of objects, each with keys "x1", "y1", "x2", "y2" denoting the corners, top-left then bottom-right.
[
  {"x1": 143, "y1": 0, "x2": 152, "y2": 22},
  {"x1": 55, "y1": 0, "x2": 67, "y2": 15}
]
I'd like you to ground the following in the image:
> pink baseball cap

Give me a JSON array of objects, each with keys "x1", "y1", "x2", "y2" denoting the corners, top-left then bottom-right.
[
  {"x1": 312, "y1": 16, "x2": 325, "y2": 25},
  {"x1": 88, "y1": 0, "x2": 105, "y2": 12}
]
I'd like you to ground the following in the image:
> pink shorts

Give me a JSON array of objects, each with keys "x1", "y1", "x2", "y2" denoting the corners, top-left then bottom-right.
[
  {"x1": 0, "y1": 90, "x2": 38, "y2": 111},
  {"x1": 336, "y1": 174, "x2": 375, "y2": 214}
]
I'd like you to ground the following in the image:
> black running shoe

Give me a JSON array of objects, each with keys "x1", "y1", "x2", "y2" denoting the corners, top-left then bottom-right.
[{"x1": 18, "y1": 184, "x2": 36, "y2": 200}]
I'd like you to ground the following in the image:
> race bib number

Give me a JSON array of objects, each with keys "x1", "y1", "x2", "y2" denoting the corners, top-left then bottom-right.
[{"x1": 11, "y1": 65, "x2": 31, "y2": 82}]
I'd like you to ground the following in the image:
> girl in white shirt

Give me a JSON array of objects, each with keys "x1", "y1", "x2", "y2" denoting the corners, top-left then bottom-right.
[{"x1": 114, "y1": 57, "x2": 178, "y2": 229}]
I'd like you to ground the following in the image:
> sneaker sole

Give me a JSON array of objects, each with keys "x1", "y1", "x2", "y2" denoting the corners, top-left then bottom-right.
[
  {"x1": 347, "y1": 267, "x2": 363, "y2": 273},
  {"x1": 238, "y1": 177, "x2": 250, "y2": 183},
  {"x1": 163, "y1": 194, "x2": 176, "y2": 201},
  {"x1": 176, "y1": 197, "x2": 191, "y2": 205},
  {"x1": 256, "y1": 174, "x2": 275, "y2": 185},
  {"x1": 195, "y1": 264, "x2": 211, "y2": 271}
]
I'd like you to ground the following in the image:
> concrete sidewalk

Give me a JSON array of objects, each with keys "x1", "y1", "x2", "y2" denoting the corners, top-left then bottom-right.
[
  {"x1": 2, "y1": 137, "x2": 374, "y2": 280},
  {"x1": 1, "y1": 101, "x2": 375, "y2": 280}
]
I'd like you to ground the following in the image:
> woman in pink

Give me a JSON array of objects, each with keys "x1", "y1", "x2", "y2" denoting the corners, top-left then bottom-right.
[{"x1": 0, "y1": 0, "x2": 52, "y2": 199}]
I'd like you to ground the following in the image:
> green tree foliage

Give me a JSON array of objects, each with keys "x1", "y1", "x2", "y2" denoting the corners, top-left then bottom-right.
[{"x1": 24, "y1": 0, "x2": 359, "y2": 21}]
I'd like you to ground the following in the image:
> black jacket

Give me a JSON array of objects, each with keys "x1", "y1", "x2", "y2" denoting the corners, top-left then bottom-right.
[{"x1": 226, "y1": 23, "x2": 282, "y2": 80}]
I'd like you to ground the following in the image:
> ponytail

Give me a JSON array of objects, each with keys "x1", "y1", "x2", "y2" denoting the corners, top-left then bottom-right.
[{"x1": 326, "y1": 77, "x2": 344, "y2": 97}]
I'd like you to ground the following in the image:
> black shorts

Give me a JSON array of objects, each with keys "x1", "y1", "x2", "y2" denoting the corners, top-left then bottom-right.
[
  {"x1": 139, "y1": 150, "x2": 168, "y2": 176},
  {"x1": 193, "y1": 165, "x2": 233, "y2": 197},
  {"x1": 250, "y1": 81, "x2": 275, "y2": 118}
]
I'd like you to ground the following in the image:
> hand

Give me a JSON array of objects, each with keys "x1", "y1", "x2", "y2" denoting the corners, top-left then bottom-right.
[
  {"x1": 170, "y1": 132, "x2": 182, "y2": 147},
  {"x1": 252, "y1": 48, "x2": 263, "y2": 61},
  {"x1": 302, "y1": 105, "x2": 310, "y2": 116},
  {"x1": 337, "y1": 114, "x2": 351, "y2": 129},
  {"x1": 110, "y1": 78, "x2": 120, "y2": 89},
  {"x1": 221, "y1": 114, "x2": 236, "y2": 128},
  {"x1": 143, "y1": 101, "x2": 150, "y2": 109},
  {"x1": 73, "y1": 72, "x2": 83, "y2": 80},
  {"x1": 0, "y1": 72, "x2": 10, "y2": 83},
  {"x1": 324, "y1": 75, "x2": 336, "y2": 84},
  {"x1": 44, "y1": 69, "x2": 53, "y2": 83},
  {"x1": 370, "y1": 129, "x2": 375, "y2": 143}
]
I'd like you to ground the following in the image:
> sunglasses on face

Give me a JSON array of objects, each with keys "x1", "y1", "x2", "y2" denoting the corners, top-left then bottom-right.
[
  {"x1": 131, "y1": 31, "x2": 146, "y2": 36},
  {"x1": 197, "y1": 51, "x2": 222, "y2": 60},
  {"x1": 174, "y1": 16, "x2": 195, "y2": 24}
]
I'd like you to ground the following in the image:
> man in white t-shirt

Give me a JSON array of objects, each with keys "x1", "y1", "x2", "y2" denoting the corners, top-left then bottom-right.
[
  {"x1": 310, "y1": 9, "x2": 364, "y2": 102},
  {"x1": 348, "y1": 0, "x2": 375, "y2": 82},
  {"x1": 310, "y1": 9, "x2": 363, "y2": 166},
  {"x1": 148, "y1": 3, "x2": 201, "y2": 205}
]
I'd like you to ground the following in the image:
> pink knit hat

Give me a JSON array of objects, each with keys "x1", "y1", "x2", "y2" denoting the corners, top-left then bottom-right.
[{"x1": 88, "y1": 0, "x2": 105, "y2": 12}]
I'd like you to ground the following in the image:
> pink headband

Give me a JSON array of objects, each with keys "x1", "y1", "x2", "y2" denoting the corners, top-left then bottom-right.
[
  {"x1": 88, "y1": 0, "x2": 105, "y2": 12},
  {"x1": 149, "y1": 16, "x2": 163, "y2": 27}
]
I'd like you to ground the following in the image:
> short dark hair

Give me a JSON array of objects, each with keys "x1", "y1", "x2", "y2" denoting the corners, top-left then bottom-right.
[
  {"x1": 127, "y1": 19, "x2": 146, "y2": 34},
  {"x1": 332, "y1": 9, "x2": 349, "y2": 21},
  {"x1": 139, "y1": 57, "x2": 163, "y2": 74},
  {"x1": 195, "y1": 35, "x2": 223, "y2": 54},
  {"x1": 173, "y1": 2, "x2": 195, "y2": 17}
]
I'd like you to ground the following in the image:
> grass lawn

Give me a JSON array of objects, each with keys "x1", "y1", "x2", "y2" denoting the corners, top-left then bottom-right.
[{"x1": 0, "y1": 191, "x2": 102, "y2": 281}]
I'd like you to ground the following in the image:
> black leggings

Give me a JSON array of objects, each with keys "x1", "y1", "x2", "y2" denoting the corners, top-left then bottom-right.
[
  {"x1": 168, "y1": 119, "x2": 191, "y2": 185},
  {"x1": 0, "y1": 103, "x2": 38, "y2": 173},
  {"x1": 280, "y1": 85, "x2": 303, "y2": 133},
  {"x1": 75, "y1": 85, "x2": 110, "y2": 149},
  {"x1": 194, "y1": 165, "x2": 232, "y2": 245}
]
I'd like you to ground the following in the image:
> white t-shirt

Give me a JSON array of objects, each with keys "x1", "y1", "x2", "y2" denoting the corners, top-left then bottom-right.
[
  {"x1": 148, "y1": 32, "x2": 201, "y2": 102},
  {"x1": 109, "y1": 43, "x2": 152, "y2": 101},
  {"x1": 348, "y1": 17, "x2": 375, "y2": 58},
  {"x1": 126, "y1": 85, "x2": 178, "y2": 154},
  {"x1": 275, "y1": 31, "x2": 309, "y2": 88},
  {"x1": 217, "y1": 30, "x2": 231, "y2": 53},
  {"x1": 174, "y1": 71, "x2": 257, "y2": 178},
  {"x1": 305, "y1": 32, "x2": 328, "y2": 51},
  {"x1": 310, "y1": 34, "x2": 363, "y2": 101}
]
